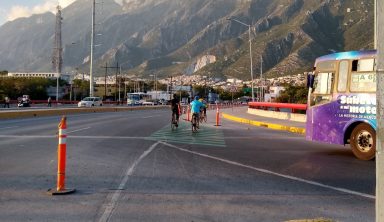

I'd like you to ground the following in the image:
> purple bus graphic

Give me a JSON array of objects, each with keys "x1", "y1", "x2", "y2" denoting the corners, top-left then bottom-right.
[{"x1": 306, "y1": 50, "x2": 376, "y2": 160}]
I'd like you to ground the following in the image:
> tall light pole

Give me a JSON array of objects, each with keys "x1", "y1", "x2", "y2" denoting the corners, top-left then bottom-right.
[
  {"x1": 53, "y1": 5, "x2": 63, "y2": 102},
  {"x1": 227, "y1": 18, "x2": 255, "y2": 101},
  {"x1": 89, "y1": 0, "x2": 96, "y2": 97}
]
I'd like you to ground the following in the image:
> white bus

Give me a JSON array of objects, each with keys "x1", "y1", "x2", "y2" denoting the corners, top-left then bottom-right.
[{"x1": 127, "y1": 92, "x2": 151, "y2": 105}]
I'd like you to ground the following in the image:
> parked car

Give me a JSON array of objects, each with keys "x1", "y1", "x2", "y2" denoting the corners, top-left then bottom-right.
[{"x1": 78, "y1": 97, "x2": 103, "y2": 107}]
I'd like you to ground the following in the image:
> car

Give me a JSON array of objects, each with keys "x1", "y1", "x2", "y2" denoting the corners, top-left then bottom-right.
[
  {"x1": 78, "y1": 97, "x2": 103, "y2": 107},
  {"x1": 142, "y1": 100, "x2": 155, "y2": 106}
]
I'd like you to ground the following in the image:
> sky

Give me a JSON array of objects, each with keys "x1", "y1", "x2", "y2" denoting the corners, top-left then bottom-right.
[{"x1": 0, "y1": 0, "x2": 77, "y2": 26}]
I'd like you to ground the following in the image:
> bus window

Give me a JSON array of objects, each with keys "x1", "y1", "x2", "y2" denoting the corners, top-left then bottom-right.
[
  {"x1": 317, "y1": 61, "x2": 336, "y2": 70},
  {"x1": 350, "y1": 72, "x2": 376, "y2": 92},
  {"x1": 352, "y1": 59, "x2": 375, "y2": 72},
  {"x1": 337, "y1": 61, "x2": 348, "y2": 92},
  {"x1": 311, "y1": 72, "x2": 334, "y2": 105}
]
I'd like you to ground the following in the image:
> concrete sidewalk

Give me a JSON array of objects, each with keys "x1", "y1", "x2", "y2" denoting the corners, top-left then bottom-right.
[{"x1": 221, "y1": 106, "x2": 306, "y2": 134}]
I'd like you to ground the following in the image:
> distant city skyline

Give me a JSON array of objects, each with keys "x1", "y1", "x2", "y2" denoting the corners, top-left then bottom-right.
[{"x1": 0, "y1": 0, "x2": 76, "y2": 26}]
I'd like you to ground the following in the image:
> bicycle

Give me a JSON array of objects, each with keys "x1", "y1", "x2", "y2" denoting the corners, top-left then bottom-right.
[
  {"x1": 191, "y1": 113, "x2": 199, "y2": 132},
  {"x1": 200, "y1": 110, "x2": 207, "y2": 123},
  {"x1": 171, "y1": 112, "x2": 178, "y2": 130}
]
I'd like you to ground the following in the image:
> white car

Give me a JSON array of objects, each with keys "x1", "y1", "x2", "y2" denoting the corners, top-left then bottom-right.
[
  {"x1": 142, "y1": 100, "x2": 155, "y2": 106},
  {"x1": 78, "y1": 97, "x2": 103, "y2": 107}
]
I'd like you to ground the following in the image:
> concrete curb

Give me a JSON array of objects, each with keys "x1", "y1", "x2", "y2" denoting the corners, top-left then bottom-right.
[
  {"x1": 0, "y1": 106, "x2": 168, "y2": 120},
  {"x1": 247, "y1": 108, "x2": 306, "y2": 123},
  {"x1": 222, "y1": 113, "x2": 306, "y2": 135}
]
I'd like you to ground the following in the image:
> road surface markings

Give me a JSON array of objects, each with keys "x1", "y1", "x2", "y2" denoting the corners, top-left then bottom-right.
[
  {"x1": 98, "y1": 141, "x2": 160, "y2": 222},
  {"x1": 149, "y1": 121, "x2": 226, "y2": 147},
  {"x1": 66, "y1": 127, "x2": 91, "y2": 134},
  {"x1": 141, "y1": 115, "x2": 161, "y2": 119},
  {"x1": 160, "y1": 141, "x2": 375, "y2": 200},
  {"x1": 0, "y1": 126, "x2": 19, "y2": 130}
]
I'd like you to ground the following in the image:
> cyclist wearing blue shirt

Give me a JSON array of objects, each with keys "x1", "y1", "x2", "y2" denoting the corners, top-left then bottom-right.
[{"x1": 190, "y1": 96, "x2": 204, "y2": 119}]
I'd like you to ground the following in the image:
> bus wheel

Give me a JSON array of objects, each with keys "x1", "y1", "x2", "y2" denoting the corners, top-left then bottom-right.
[{"x1": 350, "y1": 123, "x2": 376, "y2": 160}]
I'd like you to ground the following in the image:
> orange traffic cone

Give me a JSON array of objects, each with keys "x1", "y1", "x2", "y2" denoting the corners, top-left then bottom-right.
[
  {"x1": 214, "y1": 105, "x2": 221, "y2": 126},
  {"x1": 184, "y1": 106, "x2": 191, "y2": 121},
  {"x1": 48, "y1": 116, "x2": 75, "y2": 195}
]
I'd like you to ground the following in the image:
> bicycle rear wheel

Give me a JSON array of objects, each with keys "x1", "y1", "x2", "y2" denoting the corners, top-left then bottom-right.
[{"x1": 191, "y1": 115, "x2": 197, "y2": 132}]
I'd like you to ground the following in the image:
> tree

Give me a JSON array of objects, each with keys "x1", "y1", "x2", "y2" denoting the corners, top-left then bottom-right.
[
  {"x1": 275, "y1": 85, "x2": 308, "y2": 104},
  {"x1": 73, "y1": 79, "x2": 90, "y2": 99}
]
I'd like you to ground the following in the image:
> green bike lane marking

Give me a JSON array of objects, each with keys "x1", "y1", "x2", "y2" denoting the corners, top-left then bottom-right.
[{"x1": 149, "y1": 120, "x2": 226, "y2": 147}]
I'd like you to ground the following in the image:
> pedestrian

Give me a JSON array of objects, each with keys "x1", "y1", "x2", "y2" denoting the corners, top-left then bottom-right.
[
  {"x1": 4, "y1": 96, "x2": 10, "y2": 108},
  {"x1": 48, "y1": 97, "x2": 52, "y2": 107}
]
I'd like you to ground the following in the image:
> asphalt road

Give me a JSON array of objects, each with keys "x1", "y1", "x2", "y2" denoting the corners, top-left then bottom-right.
[{"x1": 0, "y1": 108, "x2": 375, "y2": 222}]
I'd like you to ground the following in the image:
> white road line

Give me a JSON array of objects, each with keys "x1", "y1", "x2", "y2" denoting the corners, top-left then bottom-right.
[
  {"x1": 160, "y1": 141, "x2": 375, "y2": 200},
  {"x1": 0, "y1": 126, "x2": 19, "y2": 130},
  {"x1": 0, "y1": 135, "x2": 55, "y2": 138},
  {"x1": 66, "y1": 127, "x2": 91, "y2": 134},
  {"x1": 0, "y1": 135, "x2": 148, "y2": 140},
  {"x1": 141, "y1": 115, "x2": 161, "y2": 119},
  {"x1": 98, "y1": 141, "x2": 160, "y2": 222}
]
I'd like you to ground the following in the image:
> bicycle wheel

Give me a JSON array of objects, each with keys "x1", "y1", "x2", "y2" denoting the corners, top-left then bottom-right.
[
  {"x1": 171, "y1": 114, "x2": 176, "y2": 130},
  {"x1": 191, "y1": 115, "x2": 197, "y2": 132}
]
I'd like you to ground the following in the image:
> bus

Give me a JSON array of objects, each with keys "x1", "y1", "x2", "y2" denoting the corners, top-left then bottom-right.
[
  {"x1": 127, "y1": 92, "x2": 151, "y2": 105},
  {"x1": 306, "y1": 50, "x2": 377, "y2": 160}
]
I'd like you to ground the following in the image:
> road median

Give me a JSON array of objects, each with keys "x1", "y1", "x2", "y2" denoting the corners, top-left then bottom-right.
[{"x1": 222, "y1": 112, "x2": 306, "y2": 134}]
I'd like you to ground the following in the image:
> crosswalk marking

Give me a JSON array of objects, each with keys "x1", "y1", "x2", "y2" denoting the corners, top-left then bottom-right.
[{"x1": 149, "y1": 120, "x2": 226, "y2": 147}]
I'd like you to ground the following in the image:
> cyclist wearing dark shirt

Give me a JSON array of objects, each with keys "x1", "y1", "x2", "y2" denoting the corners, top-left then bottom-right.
[{"x1": 171, "y1": 94, "x2": 180, "y2": 124}]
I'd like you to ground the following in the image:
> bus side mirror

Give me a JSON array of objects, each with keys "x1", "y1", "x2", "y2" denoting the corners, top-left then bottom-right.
[{"x1": 307, "y1": 73, "x2": 314, "y2": 89}]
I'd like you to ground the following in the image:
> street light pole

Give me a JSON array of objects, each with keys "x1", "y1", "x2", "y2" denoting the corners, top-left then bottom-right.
[
  {"x1": 89, "y1": 0, "x2": 95, "y2": 97},
  {"x1": 227, "y1": 18, "x2": 254, "y2": 102}
]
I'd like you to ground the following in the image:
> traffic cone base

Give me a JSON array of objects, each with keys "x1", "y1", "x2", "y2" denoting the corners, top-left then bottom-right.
[
  {"x1": 47, "y1": 116, "x2": 75, "y2": 196},
  {"x1": 47, "y1": 188, "x2": 76, "y2": 195}
]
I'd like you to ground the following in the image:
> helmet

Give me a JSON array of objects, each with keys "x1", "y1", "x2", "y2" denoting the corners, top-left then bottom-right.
[{"x1": 194, "y1": 96, "x2": 199, "y2": 100}]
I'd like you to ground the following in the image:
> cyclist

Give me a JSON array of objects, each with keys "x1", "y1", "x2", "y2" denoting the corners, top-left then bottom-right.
[
  {"x1": 170, "y1": 94, "x2": 180, "y2": 127},
  {"x1": 199, "y1": 97, "x2": 207, "y2": 121},
  {"x1": 190, "y1": 96, "x2": 204, "y2": 127}
]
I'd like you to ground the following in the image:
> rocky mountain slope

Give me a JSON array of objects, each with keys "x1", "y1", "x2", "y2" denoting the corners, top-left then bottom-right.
[{"x1": 0, "y1": 0, "x2": 374, "y2": 80}]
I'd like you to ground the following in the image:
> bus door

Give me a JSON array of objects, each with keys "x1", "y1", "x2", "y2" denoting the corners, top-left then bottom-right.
[{"x1": 307, "y1": 71, "x2": 338, "y2": 144}]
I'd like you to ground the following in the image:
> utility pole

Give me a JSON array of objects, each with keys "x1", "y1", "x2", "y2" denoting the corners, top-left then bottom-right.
[
  {"x1": 52, "y1": 5, "x2": 62, "y2": 102},
  {"x1": 115, "y1": 62, "x2": 119, "y2": 103},
  {"x1": 376, "y1": 1, "x2": 384, "y2": 221},
  {"x1": 100, "y1": 63, "x2": 119, "y2": 102},
  {"x1": 104, "y1": 62, "x2": 107, "y2": 99},
  {"x1": 260, "y1": 55, "x2": 263, "y2": 102}
]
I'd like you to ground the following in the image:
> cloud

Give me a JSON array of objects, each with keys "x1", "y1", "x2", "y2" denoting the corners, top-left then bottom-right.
[{"x1": 6, "y1": 0, "x2": 76, "y2": 22}]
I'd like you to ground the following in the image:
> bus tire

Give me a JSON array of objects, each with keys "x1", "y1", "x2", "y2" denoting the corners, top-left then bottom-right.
[{"x1": 350, "y1": 123, "x2": 376, "y2": 160}]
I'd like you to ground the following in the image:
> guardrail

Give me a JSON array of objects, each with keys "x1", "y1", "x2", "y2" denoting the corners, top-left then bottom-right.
[{"x1": 248, "y1": 102, "x2": 307, "y2": 113}]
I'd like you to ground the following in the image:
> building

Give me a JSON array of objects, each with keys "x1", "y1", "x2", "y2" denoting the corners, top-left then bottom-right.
[
  {"x1": 8, "y1": 72, "x2": 58, "y2": 78},
  {"x1": 265, "y1": 86, "x2": 285, "y2": 102}
]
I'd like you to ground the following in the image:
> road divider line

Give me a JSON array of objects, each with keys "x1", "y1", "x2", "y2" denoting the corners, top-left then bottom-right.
[
  {"x1": 222, "y1": 113, "x2": 306, "y2": 134},
  {"x1": 66, "y1": 127, "x2": 91, "y2": 134},
  {"x1": 98, "y1": 141, "x2": 160, "y2": 222},
  {"x1": 160, "y1": 141, "x2": 375, "y2": 200}
]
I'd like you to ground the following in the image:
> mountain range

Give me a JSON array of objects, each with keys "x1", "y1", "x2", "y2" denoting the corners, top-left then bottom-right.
[{"x1": 0, "y1": 0, "x2": 374, "y2": 80}]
